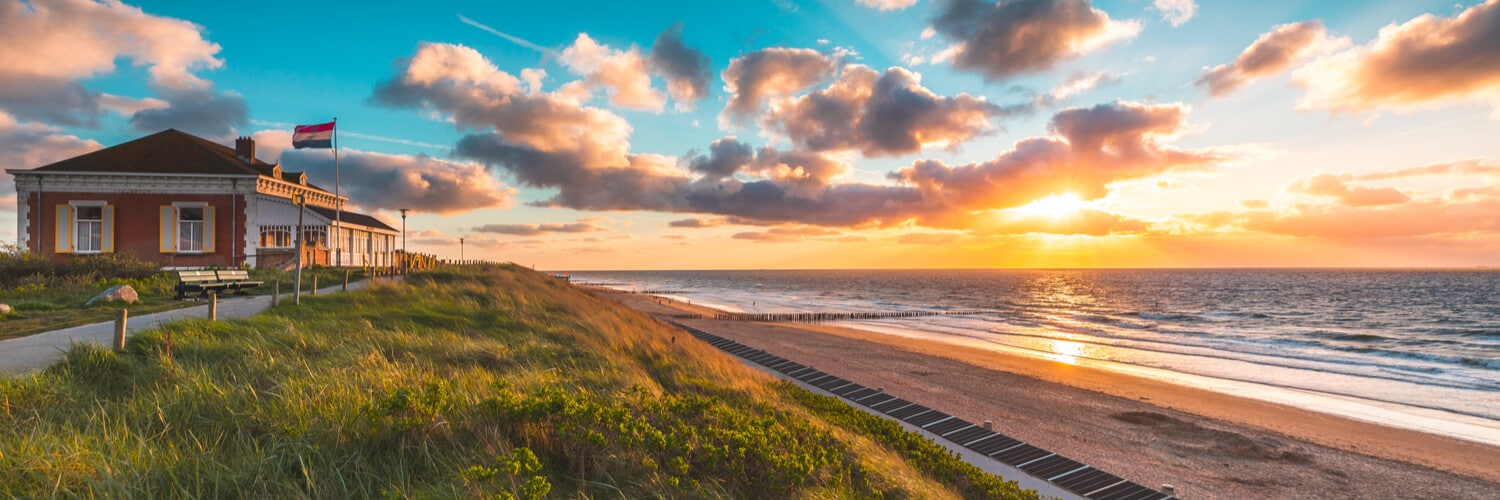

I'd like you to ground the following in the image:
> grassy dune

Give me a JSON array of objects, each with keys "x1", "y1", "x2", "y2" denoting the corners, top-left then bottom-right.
[{"x1": 0, "y1": 265, "x2": 1034, "y2": 498}]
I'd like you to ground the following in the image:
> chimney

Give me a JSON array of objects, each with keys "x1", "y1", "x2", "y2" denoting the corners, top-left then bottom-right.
[{"x1": 235, "y1": 136, "x2": 255, "y2": 164}]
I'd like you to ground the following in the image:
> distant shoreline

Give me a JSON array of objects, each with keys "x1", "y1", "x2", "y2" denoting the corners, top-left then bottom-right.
[{"x1": 604, "y1": 290, "x2": 1500, "y2": 497}]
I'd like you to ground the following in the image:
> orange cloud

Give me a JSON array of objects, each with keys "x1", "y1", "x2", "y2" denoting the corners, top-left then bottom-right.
[
  {"x1": 560, "y1": 34, "x2": 665, "y2": 112},
  {"x1": 1242, "y1": 198, "x2": 1500, "y2": 239},
  {"x1": 473, "y1": 218, "x2": 611, "y2": 236},
  {"x1": 894, "y1": 101, "x2": 1223, "y2": 214},
  {"x1": 731, "y1": 226, "x2": 842, "y2": 242},
  {"x1": 1286, "y1": 173, "x2": 1409, "y2": 206},
  {"x1": 1294, "y1": 0, "x2": 1500, "y2": 115},
  {"x1": 1197, "y1": 21, "x2": 1337, "y2": 97}
]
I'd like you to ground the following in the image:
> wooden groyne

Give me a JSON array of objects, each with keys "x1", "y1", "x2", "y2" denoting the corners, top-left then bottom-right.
[
  {"x1": 661, "y1": 310, "x2": 983, "y2": 323},
  {"x1": 585, "y1": 287, "x2": 691, "y2": 295}
]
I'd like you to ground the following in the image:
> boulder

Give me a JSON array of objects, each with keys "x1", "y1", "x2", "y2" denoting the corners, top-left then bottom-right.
[
  {"x1": 0, "y1": 303, "x2": 10, "y2": 315},
  {"x1": 86, "y1": 285, "x2": 139, "y2": 306}
]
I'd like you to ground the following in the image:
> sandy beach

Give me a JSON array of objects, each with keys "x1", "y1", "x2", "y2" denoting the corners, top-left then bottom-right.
[{"x1": 606, "y1": 291, "x2": 1500, "y2": 499}]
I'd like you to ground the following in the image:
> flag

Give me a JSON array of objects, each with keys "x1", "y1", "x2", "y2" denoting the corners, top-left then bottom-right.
[{"x1": 293, "y1": 121, "x2": 335, "y2": 149}]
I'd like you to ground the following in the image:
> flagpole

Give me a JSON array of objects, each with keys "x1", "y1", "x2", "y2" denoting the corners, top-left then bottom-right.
[{"x1": 333, "y1": 117, "x2": 341, "y2": 267}]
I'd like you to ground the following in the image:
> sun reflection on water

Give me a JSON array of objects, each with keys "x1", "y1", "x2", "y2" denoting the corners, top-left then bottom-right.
[{"x1": 1045, "y1": 339, "x2": 1087, "y2": 365}]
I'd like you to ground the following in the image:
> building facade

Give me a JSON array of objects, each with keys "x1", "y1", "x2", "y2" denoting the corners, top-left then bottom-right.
[{"x1": 8, "y1": 129, "x2": 398, "y2": 269}]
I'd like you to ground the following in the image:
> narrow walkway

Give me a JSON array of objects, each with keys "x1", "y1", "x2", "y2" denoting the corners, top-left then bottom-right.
[
  {"x1": 0, "y1": 277, "x2": 395, "y2": 375},
  {"x1": 666, "y1": 319, "x2": 1177, "y2": 500}
]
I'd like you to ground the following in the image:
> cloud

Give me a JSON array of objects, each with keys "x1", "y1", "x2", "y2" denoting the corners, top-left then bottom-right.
[
  {"x1": 474, "y1": 219, "x2": 609, "y2": 236},
  {"x1": 856, "y1": 0, "x2": 920, "y2": 10},
  {"x1": 128, "y1": 86, "x2": 248, "y2": 141},
  {"x1": 893, "y1": 101, "x2": 1224, "y2": 217},
  {"x1": 928, "y1": 0, "x2": 1141, "y2": 81},
  {"x1": 648, "y1": 23, "x2": 712, "y2": 110},
  {"x1": 720, "y1": 48, "x2": 836, "y2": 128},
  {"x1": 372, "y1": 42, "x2": 633, "y2": 170},
  {"x1": 279, "y1": 148, "x2": 515, "y2": 215},
  {"x1": 899, "y1": 232, "x2": 963, "y2": 245},
  {"x1": 685, "y1": 136, "x2": 755, "y2": 180},
  {"x1": 1241, "y1": 198, "x2": 1500, "y2": 239},
  {"x1": 1286, "y1": 173, "x2": 1409, "y2": 206},
  {"x1": 1294, "y1": 0, "x2": 1500, "y2": 115},
  {"x1": 956, "y1": 205, "x2": 1152, "y2": 236},
  {"x1": 668, "y1": 217, "x2": 725, "y2": 228},
  {"x1": 0, "y1": 111, "x2": 102, "y2": 207},
  {"x1": 1197, "y1": 21, "x2": 1336, "y2": 97},
  {"x1": 0, "y1": 111, "x2": 102, "y2": 171},
  {"x1": 457, "y1": 99, "x2": 1220, "y2": 230},
  {"x1": 1047, "y1": 71, "x2": 1120, "y2": 102},
  {"x1": 1151, "y1": 0, "x2": 1196, "y2": 27},
  {"x1": 0, "y1": 0, "x2": 227, "y2": 127},
  {"x1": 762, "y1": 65, "x2": 1008, "y2": 156},
  {"x1": 731, "y1": 226, "x2": 842, "y2": 242},
  {"x1": 1356, "y1": 158, "x2": 1500, "y2": 180},
  {"x1": 560, "y1": 34, "x2": 666, "y2": 111}
]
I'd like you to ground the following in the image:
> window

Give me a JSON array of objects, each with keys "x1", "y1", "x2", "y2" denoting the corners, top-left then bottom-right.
[
  {"x1": 177, "y1": 207, "x2": 205, "y2": 252},
  {"x1": 159, "y1": 204, "x2": 215, "y2": 254},
  {"x1": 74, "y1": 206, "x2": 103, "y2": 253},
  {"x1": 55, "y1": 202, "x2": 112, "y2": 254},
  {"x1": 260, "y1": 227, "x2": 292, "y2": 248}
]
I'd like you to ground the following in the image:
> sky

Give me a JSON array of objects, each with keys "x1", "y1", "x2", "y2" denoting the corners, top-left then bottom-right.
[{"x1": 2, "y1": 0, "x2": 1499, "y2": 269}]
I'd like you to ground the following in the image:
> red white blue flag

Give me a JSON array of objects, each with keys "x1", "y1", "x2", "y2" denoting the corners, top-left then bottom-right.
[{"x1": 293, "y1": 121, "x2": 334, "y2": 149}]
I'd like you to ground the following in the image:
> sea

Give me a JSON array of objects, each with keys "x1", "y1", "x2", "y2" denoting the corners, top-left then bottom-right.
[{"x1": 569, "y1": 269, "x2": 1500, "y2": 446}]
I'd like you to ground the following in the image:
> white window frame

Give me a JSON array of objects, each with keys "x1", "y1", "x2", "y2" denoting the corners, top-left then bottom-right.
[
  {"x1": 174, "y1": 202, "x2": 207, "y2": 254},
  {"x1": 69, "y1": 201, "x2": 107, "y2": 254}
]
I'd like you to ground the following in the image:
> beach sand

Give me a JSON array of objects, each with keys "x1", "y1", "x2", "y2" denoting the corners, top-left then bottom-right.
[{"x1": 606, "y1": 291, "x2": 1500, "y2": 499}]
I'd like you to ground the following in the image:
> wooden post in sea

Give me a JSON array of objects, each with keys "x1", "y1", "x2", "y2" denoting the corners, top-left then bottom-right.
[
  {"x1": 113, "y1": 308, "x2": 128, "y2": 351},
  {"x1": 208, "y1": 292, "x2": 218, "y2": 321}
]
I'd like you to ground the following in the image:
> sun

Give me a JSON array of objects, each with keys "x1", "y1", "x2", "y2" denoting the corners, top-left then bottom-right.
[{"x1": 1014, "y1": 193, "x2": 1088, "y2": 218}]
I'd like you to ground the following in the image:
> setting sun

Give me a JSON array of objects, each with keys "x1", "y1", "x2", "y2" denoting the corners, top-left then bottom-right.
[{"x1": 1012, "y1": 193, "x2": 1088, "y2": 218}]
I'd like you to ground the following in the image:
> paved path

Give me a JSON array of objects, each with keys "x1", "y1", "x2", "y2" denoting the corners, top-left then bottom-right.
[{"x1": 0, "y1": 277, "x2": 393, "y2": 375}]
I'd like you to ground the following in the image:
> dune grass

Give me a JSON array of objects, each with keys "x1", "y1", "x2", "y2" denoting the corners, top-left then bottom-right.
[{"x1": 0, "y1": 264, "x2": 1035, "y2": 498}]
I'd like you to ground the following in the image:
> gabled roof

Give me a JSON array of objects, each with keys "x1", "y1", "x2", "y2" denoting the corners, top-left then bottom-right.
[
  {"x1": 307, "y1": 205, "x2": 399, "y2": 232},
  {"x1": 29, "y1": 129, "x2": 276, "y2": 177}
]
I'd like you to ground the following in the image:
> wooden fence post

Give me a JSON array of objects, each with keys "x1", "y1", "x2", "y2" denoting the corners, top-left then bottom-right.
[
  {"x1": 114, "y1": 308, "x2": 128, "y2": 351},
  {"x1": 208, "y1": 292, "x2": 218, "y2": 321},
  {"x1": 343, "y1": 270, "x2": 349, "y2": 291},
  {"x1": 272, "y1": 280, "x2": 280, "y2": 307},
  {"x1": 311, "y1": 273, "x2": 319, "y2": 295}
]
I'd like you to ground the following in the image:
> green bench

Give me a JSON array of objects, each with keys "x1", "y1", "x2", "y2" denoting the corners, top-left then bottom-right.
[
  {"x1": 174, "y1": 269, "x2": 264, "y2": 299},
  {"x1": 215, "y1": 269, "x2": 263, "y2": 294},
  {"x1": 175, "y1": 270, "x2": 229, "y2": 299}
]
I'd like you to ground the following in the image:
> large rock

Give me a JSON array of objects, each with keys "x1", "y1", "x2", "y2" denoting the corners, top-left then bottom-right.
[
  {"x1": 0, "y1": 303, "x2": 10, "y2": 314},
  {"x1": 86, "y1": 285, "x2": 139, "y2": 306}
]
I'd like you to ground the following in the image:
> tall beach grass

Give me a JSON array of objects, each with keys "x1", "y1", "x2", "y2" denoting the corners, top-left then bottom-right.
[{"x1": 0, "y1": 264, "x2": 1034, "y2": 498}]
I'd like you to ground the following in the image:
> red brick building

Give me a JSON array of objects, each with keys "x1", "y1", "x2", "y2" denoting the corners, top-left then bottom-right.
[{"x1": 8, "y1": 129, "x2": 398, "y2": 269}]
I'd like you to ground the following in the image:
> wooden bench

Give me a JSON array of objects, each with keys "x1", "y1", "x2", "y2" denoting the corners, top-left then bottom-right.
[
  {"x1": 175, "y1": 270, "x2": 229, "y2": 299},
  {"x1": 215, "y1": 269, "x2": 263, "y2": 295}
]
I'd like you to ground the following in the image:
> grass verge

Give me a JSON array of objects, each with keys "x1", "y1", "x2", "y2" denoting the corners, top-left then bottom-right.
[{"x1": 0, "y1": 264, "x2": 1035, "y2": 498}]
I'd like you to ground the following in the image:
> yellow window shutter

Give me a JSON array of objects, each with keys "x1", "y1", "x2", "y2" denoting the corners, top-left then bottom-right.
[
  {"x1": 101, "y1": 205, "x2": 116, "y2": 253},
  {"x1": 203, "y1": 205, "x2": 217, "y2": 253},
  {"x1": 55, "y1": 204, "x2": 72, "y2": 254},
  {"x1": 159, "y1": 206, "x2": 175, "y2": 253}
]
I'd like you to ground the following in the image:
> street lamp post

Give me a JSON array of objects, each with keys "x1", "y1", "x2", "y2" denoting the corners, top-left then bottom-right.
[
  {"x1": 293, "y1": 194, "x2": 306, "y2": 305},
  {"x1": 398, "y1": 208, "x2": 409, "y2": 274}
]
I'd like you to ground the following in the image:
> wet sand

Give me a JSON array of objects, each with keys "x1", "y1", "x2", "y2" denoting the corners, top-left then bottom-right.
[{"x1": 606, "y1": 291, "x2": 1500, "y2": 499}]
